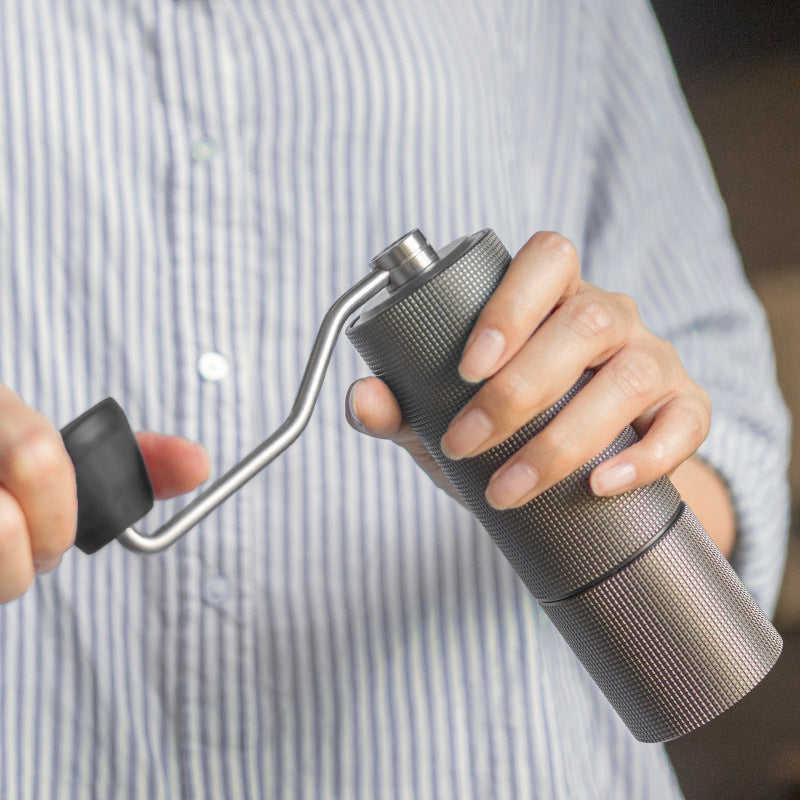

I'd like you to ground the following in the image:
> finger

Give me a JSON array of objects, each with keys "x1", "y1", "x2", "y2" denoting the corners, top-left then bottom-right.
[
  {"x1": 459, "y1": 231, "x2": 582, "y2": 383},
  {"x1": 441, "y1": 288, "x2": 636, "y2": 459},
  {"x1": 346, "y1": 378, "x2": 465, "y2": 502},
  {"x1": 0, "y1": 488, "x2": 35, "y2": 603},
  {"x1": 0, "y1": 388, "x2": 78, "y2": 562},
  {"x1": 345, "y1": 377, "x2": 427, "y2": 455},
  {"x1": 134, "y1": 432, "x2": 211, "y2": 500},
  {"x1": 345, "y1": 378, "x2": 404, "y2": 440},
  {"x1": 484, "y1": 341, "x2": 687, "y2": 509},
  {"x1": 34, "y1": 555, "x2": 61, "y2": 574},
  {"x1": 590, "y1": 393, "x2": 710, "y2": 497}
]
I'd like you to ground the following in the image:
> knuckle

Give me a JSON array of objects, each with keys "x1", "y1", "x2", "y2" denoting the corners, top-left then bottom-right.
[
  {"x1": 608, "y1": 350, "x2": 660, "y2": 400},
  {"x1": 532, "y1": 231, "x2": 579, "y2": 267},
  {"x1": 0, "y1": 574, "x2": 33, "y2": 604},
  {"x1": 560, "y1": 295, "x2": 615, "y2": 342},
  {"x1": 681, "y1": 398, "x2": 711, "y2": 447},
  {"x1": 0, "y1": 494, "x2": 36, "y2": 601},
  {"x1": 0, "y1": 493, "x2": 26, "y2": 553},
  {"x1": 536, "y1": 423, "x2": 582, "y2": 469},
  {"x1": 492, "y1": 299, "x2": 535, "y2": 339},
  {"x1": 645, "y1": 438, "x2": 672, "y2": 472},
  {"x1": 484, "y1": 370, "x2": 536, "y2": 418},
  {"x1": 697, "y1": 386, "x2": 712, "y2": 419},
  {"x1": 656, "y1": 337, "x2": 680, "y2": 365},
  {"x1": 1, "y1": 424, "x2": 70, "y2": 489},
  {"x1": 45, "y1": 508, "x2": 78, "y2": 557},
  {"x1": 612, "y1": 292, "x2": 640, "y2": 320}
]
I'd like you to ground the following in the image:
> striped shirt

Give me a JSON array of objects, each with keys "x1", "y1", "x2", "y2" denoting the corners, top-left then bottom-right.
[{"x1": 0, "y1": 0, "x2": 790, "y2": 798}]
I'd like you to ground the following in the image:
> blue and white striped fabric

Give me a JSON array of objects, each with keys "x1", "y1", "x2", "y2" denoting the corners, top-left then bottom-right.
[{"x1": 0, "y1": 0, "x2": 790, "y2": 797}]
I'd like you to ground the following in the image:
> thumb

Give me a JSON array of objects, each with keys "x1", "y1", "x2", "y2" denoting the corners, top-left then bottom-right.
[
  {"x1": 134, "y1": 431, "x2": 211, "y2": 500},
  {"x1": 345, "y1": 377, "x2": 405, "y2": 440},
  {"x1": 346, "y1": 378, "x2": 464, "y2": 504}
]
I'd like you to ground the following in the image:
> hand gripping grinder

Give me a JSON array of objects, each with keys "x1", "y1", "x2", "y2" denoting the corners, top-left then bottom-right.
[{"x1": 60, "y1": 229, "x2": 782, "y2": 743}]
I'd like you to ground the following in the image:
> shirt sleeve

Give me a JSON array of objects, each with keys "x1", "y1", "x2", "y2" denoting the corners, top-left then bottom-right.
[{"x1": 575, "y1": 0, "x2": 791, "y2": 614}]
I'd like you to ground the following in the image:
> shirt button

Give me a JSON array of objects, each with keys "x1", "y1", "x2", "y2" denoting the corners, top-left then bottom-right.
[
  {"x1": 197, "y1": 351, "x2": 230, "y2": 382},
  {"x1": 202, "y1": 576, "x2": 231, "y2": 607},
  {"x1": 191, "y1": 137, "x2": 217, "y2": 163}
]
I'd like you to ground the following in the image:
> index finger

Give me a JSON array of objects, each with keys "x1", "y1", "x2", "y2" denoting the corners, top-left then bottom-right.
[
  {"x1": 459, "y1": 231, "x2": 582, "y2": 383},
  {"x1": 0, "y1": 386, "x2": 77, "y2": 563}
]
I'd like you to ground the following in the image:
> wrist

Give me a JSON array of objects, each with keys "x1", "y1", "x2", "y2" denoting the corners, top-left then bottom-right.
[{"x1": 670, "y1": 455, "x2": 736, "y2": 558}]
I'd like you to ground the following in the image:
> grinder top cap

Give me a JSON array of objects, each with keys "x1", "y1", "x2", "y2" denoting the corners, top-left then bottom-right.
[
  {"x1": 353, "y1": 228, "x2": 485, "y2": 327},
  {"x1": 369, "y1": 228, "x2": 440, "y2": 287}
]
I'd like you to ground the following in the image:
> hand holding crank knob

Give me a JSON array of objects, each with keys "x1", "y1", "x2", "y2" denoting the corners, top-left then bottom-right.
[{"x1": 0, "y1": 388, "x2": 209, "y2": 603}]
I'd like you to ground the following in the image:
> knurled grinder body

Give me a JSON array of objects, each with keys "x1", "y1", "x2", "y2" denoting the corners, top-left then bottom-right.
[{"x1": 346, "y1": 229, "x2": 781, "y2": 743}]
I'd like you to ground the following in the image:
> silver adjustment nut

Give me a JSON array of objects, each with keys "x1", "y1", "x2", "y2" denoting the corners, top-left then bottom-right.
[{"x1": 370, "y1": 229, "x2": 439, "y2": 288}]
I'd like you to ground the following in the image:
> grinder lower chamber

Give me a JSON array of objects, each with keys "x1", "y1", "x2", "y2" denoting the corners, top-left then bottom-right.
[{"x1": 61, "y1": 228, "x2": 782, "y2": 743}]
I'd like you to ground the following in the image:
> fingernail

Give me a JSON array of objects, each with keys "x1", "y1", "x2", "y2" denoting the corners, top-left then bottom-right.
[
  {"x1": 34, "y1": 556, "x2": 61, "y2": 575},
  {"x1": 441, "y1": 409, "x2": 493, "y2": 459},
  {"x1": 486, "y1": 462, "x2": 539, "y2": 509},
  {"x1": 345, "y1": 382, "x2": 366, "y2": 433},
  {"x1": 591, "y1": 462, "x2": 637, "y2": 496},
  {"x1": 459, "y1": 328, "x2": 505, "y2": 383}
]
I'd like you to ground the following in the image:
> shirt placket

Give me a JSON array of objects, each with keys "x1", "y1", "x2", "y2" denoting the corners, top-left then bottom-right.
[{"x1": 152, "y1": 2, "x2": 251, "y2": 796}]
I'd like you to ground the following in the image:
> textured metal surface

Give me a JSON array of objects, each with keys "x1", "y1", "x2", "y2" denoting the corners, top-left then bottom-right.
[
  {"x1": 348, "y1": 230, "x2": 682, "y2": 601},
  {"x1": 347, "y1": 228, "x2": 782, "y2": 741},
  {"x1": 542, "y1": 505, "x2": 782, "y2": 742}
]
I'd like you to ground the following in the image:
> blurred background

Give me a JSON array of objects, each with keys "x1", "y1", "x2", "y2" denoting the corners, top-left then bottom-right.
[{"x1": 647, "y1": 1, "x2": 800, "y2": 797}]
